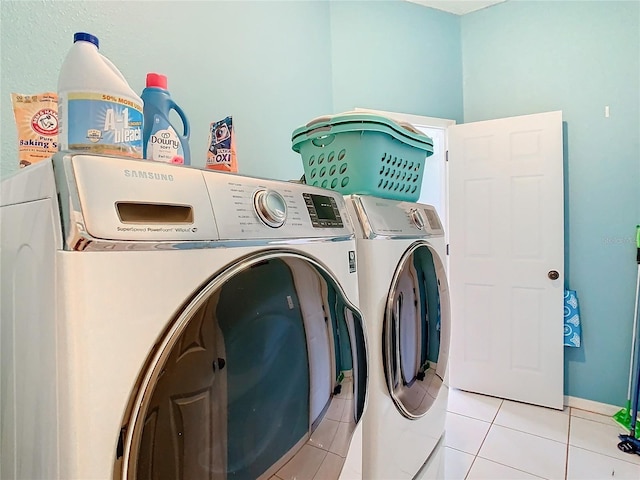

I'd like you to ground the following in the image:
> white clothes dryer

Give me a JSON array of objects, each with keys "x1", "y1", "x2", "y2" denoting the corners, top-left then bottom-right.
[
  {"x1": 0, "y1": 153, "x2": 368, "y2": 480},
  {"x1": 344, "y1": 195, "x2": 451, "y2": 480}
]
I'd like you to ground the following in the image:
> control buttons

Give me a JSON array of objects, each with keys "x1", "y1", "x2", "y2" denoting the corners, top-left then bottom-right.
[
  {"x1": 254, "y1": 189, "x2": 287, "y2": 228},
  {"x1": 302, "y1": 192, "x2": 344, "y2": 228},
  {"x1": 409, "y1": 208, "x2": 425, "y2": 230}
]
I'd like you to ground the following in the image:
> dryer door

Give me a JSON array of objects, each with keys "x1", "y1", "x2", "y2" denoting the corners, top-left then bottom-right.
[
  {"x1": 115, "y1": 251, "x2": 367, "y2": 480},
  {"x1": 383, "y1": 241, "x2": 451, "y2": 419}
]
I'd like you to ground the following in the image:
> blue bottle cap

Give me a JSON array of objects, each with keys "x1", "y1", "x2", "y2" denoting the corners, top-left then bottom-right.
[{"x1": 74, "y1": 32, "x2": 99, "y2": 48}]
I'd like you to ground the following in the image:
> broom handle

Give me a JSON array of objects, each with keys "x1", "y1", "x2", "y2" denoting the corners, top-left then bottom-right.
[
  {"x1": 628, "y1": 226, "x2": 640, "y2": 399},
  {"x1": 632, "y1": 351, "x2": 640, "y2": 436},
  {"x1": 631, "y1": 304, "x2": 640, "y2": 436},
  {"x1": 630, "y1": 269, "x2": 640, "y2": 396}
]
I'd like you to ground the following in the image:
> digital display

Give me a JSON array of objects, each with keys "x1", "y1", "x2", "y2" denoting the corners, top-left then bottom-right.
[
  {"x1": 423, "y1": 208, "x2": 442, "y2": 230},
  {"x1": 311, "y1": 194, "x2": 337, "y2": 221}
]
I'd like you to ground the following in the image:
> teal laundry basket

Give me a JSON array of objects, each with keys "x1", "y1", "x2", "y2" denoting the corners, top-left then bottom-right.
[{"x1": 292, "y1": 112, "x2": 434, "y2": 201}]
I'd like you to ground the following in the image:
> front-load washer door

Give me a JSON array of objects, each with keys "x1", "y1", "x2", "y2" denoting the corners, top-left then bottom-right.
[
  {"x1": 115, "y1": 251, "x2": 367, "y2": 480},
  {"x1": 383, "y1": 241, "x2": 451, "y2": 419}
]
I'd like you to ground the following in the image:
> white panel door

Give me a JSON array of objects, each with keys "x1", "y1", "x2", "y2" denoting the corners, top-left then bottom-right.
[{"x1": 448, "y1": 111, "x2": 564, "y2": 409}]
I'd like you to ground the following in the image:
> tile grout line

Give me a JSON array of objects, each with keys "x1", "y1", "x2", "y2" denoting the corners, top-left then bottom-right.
[
  {"x1": 565, "y1": 407, "x2": 572, "y2": 480},
  {"x1": 446, "y1": 410, "x2": 494, "y2": 424},
  {"x1": 491, "y1": 399, "x2": 504, "y2": 424},
  {"x1": 454, "y1": 397, "x2": 640, "y2": 478},
  {"x1": 464, "y1": 453, "x2": 478, "y2": 479},
  {"x1": 464, "y1": 399, "x2": 504, "y2": 480},
  {"x1": 479, "y1": 419, "x2": 570, "y2": 478},
  {"x1": 488, "y1": 421, "x2": 570, "y2": 445},
  {"x1": 471, "y1": 399, "x2": 569, "y2": 479},
  {"x1": 566, "y1": 409, "x2": 640, "y2": 472},
  {"x1": 572, "y1": 413, "x2": 627, "y2": 428},
  {"x1": 570, "y1": 412, "x2": 640, "y2": 467},
  {"x1": 473, "y1": 454, "x2": 548, "y2": 479},
  {"x1": 570, "y1": 445, "x2": 640, "y2": 468}
]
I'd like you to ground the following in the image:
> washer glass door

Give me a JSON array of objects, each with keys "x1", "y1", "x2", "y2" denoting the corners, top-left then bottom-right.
[
  {"x1": 383, "y1": 242, "x2": 450, "y2": 419},
  {"x1": 115, "y1": 252, "x2": 367, "y2": 480}
]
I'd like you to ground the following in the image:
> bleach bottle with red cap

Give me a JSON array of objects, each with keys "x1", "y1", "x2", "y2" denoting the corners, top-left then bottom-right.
[{"x1": 141, "y1": 73, "x2": 190, "y2": 165}]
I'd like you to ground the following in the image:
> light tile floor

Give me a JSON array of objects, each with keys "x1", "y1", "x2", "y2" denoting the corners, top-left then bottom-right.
[
  {"x1": 444, "y1": 389, "x2": 640, "y2": 479},
  {"x1": 272, "y1": 377, "x2": 356, "y2": 480}
]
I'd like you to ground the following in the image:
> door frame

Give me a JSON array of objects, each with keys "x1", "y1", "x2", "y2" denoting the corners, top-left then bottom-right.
[
  {"x1": 354, "y1": 107, "x2": 456, "y2": 130},
  {"x1": 354, "y1": 107, "x2": 455, "y2": 267}
]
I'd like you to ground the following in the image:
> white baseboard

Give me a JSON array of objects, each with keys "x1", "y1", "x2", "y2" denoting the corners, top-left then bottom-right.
[{"x1": 564, "y1": 395, "x2": 622, "y2": 416}]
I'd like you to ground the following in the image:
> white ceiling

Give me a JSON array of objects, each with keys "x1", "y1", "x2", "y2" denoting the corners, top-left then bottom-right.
[{"x1": 407, "y1": 0, "x2": 507, "y2": 15}]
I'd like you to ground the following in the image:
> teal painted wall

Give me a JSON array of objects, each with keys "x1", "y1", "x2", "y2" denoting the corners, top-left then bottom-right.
[
  {"x1": 461, "y1": 1, "x2": 640, "y2": 406},
  {"x1": 330, "y1": 0, "x2": 463, "y2": 122},
  {"x1": 0, "y1": 0, "x2": 464, "y2": 181},
  {"x1": 0, "y1": 0, "x2": 333, "y2": 180}
]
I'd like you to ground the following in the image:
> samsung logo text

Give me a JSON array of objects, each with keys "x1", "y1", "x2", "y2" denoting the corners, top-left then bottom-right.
[{"x1": 124, "y1": 170, "x2": 175, "y2": 181}]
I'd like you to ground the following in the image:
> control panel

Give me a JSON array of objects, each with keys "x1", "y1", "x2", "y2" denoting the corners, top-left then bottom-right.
[
  {"x1": 350, "y1": 195, "x2": 444, "y2": 238},
  {"x1": 203, "y1": 173, "x2": 351, "y2": 240},
  {"x1": 302, "y1": 193, "x2": 344, "y2": 228},
  {"x1": 61, "y1": 154, "x2": 354, "y2": 245}
]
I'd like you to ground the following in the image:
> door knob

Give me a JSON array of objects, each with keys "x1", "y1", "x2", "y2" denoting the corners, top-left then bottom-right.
[{"x1": 548, "y1": 270, "x2": 560, "y2": 280}]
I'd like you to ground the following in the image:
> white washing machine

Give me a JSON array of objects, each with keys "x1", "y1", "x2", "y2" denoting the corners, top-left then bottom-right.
[
  {"x1": 344, "y1": 195, "x2": 450, "y2": 480},
  {"x1": 0, "y1": 153, "x2": 369, "y2": 480}
]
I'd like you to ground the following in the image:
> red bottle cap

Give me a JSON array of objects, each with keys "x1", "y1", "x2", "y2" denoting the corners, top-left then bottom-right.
[{"x1": 146, "y1": 73, "x2": 168, "y2": 89}]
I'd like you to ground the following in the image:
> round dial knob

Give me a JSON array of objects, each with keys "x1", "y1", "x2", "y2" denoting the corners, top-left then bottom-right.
[
  {"x1": 254, "y1": 189, "x2": 287, "y2": 228},
  {"x1": 409, "y1": 208, "x2": 425, "y2": 230}
]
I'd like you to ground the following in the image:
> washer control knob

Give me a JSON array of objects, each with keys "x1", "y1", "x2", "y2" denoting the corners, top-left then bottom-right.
[
  {"x1": 409, "y1": 208, "x2": 425, "y2": 230},
  {"x1": 254, "y1": 189, "x2": 287, "y2": 228}
]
